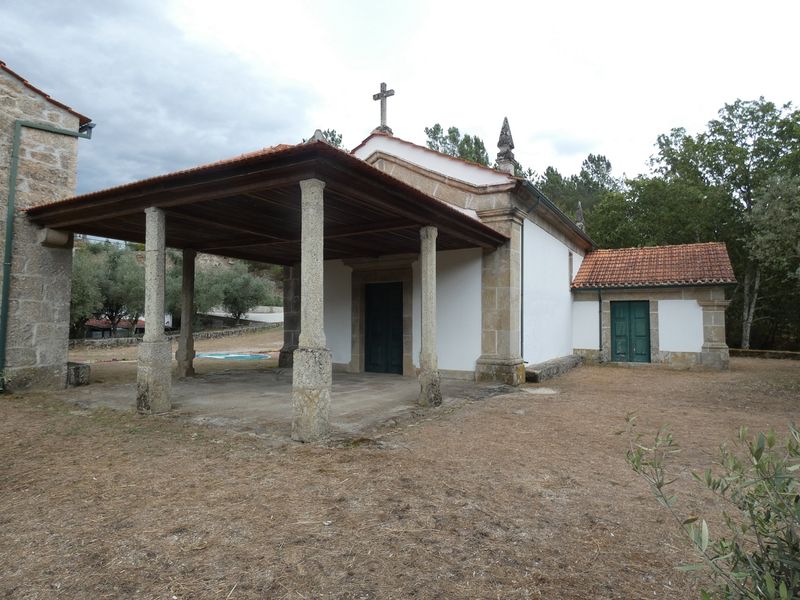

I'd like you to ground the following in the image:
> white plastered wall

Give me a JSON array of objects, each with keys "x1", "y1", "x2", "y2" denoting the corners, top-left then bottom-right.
[
  {"x1": 412, "y1": 248, "x2": 482, "y2": 372},
  {"x1": 572, "y1": 300, "x2": 600, "y2": 349},
  {"x1": 657, "y1": 299, "x2": 704, "y2": 352},
  {"x1": 352, "y1": 135, "x2": 512, "y2": 187},
  {"x1": 522, "y1": 219, "x2": 584, "y2": 364},
  {"x1": 323, "y1": 260, "x2": 352, "y2": 364}
]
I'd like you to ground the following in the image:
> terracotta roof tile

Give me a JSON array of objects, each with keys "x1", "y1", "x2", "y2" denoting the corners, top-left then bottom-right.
[
  {"x1": 1, "y1": 60, "x2": 91, "y2": 125},
  {"x1": 572, "y1": 242, "x2": 736, "y2": 289},
  {"x1": 60, "y1": 143, "x2": 297, "y2": 203}
]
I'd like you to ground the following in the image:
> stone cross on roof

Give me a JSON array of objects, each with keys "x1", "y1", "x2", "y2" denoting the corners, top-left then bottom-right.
[{"x1": 372, "y1": 82, "x2": 395, "y2": 134}]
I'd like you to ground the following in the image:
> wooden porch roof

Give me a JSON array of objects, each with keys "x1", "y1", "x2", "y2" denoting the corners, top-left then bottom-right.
[{"x1": 26, "y1": 140, "x2": 508, "y2": 264}]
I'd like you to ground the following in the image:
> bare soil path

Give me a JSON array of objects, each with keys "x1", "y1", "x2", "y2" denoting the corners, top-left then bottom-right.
[{"x1": 1, "y1": 358, "x2": 797, "y2": 599}]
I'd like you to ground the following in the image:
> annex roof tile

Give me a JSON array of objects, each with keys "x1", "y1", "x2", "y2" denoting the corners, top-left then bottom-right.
[{"x1": 572, "y1": 242, "x2": 736, "y2": 289}]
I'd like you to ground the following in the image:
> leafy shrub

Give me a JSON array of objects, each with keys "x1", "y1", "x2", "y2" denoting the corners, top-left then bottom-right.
[{"x1": 624, "y1": 416, "x2": 800, "y2": 599}]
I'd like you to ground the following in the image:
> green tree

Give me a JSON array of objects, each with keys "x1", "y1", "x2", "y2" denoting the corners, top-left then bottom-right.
[
  {"x1": 651, "y1": 98, "x2": 800, "y2": 348},
  {"x1": 88, "y1": 243, "x2": 145, "y2": 336},
  {"x1": 749, "y1": 175, "x2": 800, "y2": 285},
  {"x1": 424, "y1": 123, "x2": 490, "y2": 166},
  {"x1": 69, "y1": 246, "x2": 102, "y2": 338},
  {"x1": 536, "y1": 154, "x2": 622, "y2": 218},
  {"x1": 218, "y1": 263, "x2": 269, "y2": 324},
  {"x1": 625, "y1": 417, "x2": 800, "y2": 600},
  {"x1": 165, "y1": 261, "x2": 225, "y2": 325},
  {"x1": 303, "y1": 129, "x2": 344, "y2": 149}
]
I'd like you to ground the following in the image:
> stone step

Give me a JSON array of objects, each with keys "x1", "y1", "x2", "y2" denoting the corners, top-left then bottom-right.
[{"x1": 524, "y1": 354, "x2": 582, "y2": 383}]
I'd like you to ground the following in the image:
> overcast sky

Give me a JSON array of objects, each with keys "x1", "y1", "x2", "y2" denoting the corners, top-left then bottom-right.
[{"x1": 2, "y1": 0, "x2": 799, "y2": 194}]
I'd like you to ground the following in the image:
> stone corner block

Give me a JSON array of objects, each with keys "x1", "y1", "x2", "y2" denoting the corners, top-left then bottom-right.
[
  {"x1": 136, "y1": 339, "x2": 173, "y2": 414},
  {"x1": 67, "y1": 362, "x2": 91, "y2": 386},
  {"x1": 475, "y1": 355, "x2": 526, "y2": 386},
  {"x1": 3, "y1": 364, "x2": 68, "y2": 392},
  {"x1": 700, "y1": 343, "x2": 730, "y2": 370}
]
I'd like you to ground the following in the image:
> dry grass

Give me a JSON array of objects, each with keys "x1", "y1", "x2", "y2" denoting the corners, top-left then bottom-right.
[{"x1": 0, "y1": 358, "x2": 797, "y2": 599}]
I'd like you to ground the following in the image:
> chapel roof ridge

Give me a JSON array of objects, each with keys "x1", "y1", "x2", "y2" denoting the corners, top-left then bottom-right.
[
  {"x1": 351, "y1": 130, "x2": 514, "y2": 178},
  {"x1": 0, "y1": 59, "x2": 91, "y2": 125}
]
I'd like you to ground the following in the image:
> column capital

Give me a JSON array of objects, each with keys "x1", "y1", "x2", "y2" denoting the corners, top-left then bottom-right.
[
  {"x1": 420, "y1": 225, "x2": 438, "y2": 241},
  {"x1": 144, "y1": 205, "x2": 164, "y2": 216},
  {"x1": 299, "y1": 178, "x2": 326, "y2": 193},
  {"x1": 698, "y1": 299, "x2": 730, "y2": 310}
]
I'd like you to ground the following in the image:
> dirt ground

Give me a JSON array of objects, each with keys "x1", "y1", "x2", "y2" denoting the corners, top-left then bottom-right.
[{"x1": 1, "y1": 350, "x2": 798, "y2": 599}]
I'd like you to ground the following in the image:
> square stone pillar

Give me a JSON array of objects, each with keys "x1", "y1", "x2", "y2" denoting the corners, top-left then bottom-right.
[
  {"x1": 175, "y1": 248, "x2": 196, "y2": 378},
  {"x1": 292, "y1": 179, "x2": 332, "y2": 442},
  {"x1": 699, "y1": 293, "x2": 731, "y2": 369},
  {"x1": 136, "y1": 207, "x2": 172, "y2": 414},
  {"x1": 278, "y1": 264, "x2": 300, "y2": 368},
  {"x1": 475, "y1": 209, "x2": 525, "y2": 385},
  {"x1": 418, "y1": 226, "x2": 442, "y2": 406}
]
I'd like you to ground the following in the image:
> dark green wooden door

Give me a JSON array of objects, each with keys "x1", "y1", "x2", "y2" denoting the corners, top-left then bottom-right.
[
  {"x1": 364, "y1": 282, "x2": 403, "y2": 374},
  {"x1": 611, "y1": 301, "x2": 651, "y2": 363}
]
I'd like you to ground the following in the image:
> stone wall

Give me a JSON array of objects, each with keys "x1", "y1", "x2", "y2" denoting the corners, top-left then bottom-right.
[
  {"x1": 68, "y1": 322, "x2": 278, "y2": 349},
  {"x1": 1, "y1": 69, "x2": 81, "y2": 390}
]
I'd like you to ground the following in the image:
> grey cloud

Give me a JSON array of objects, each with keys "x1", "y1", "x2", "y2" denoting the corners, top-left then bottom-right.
[{"x1": 1, "y1": 0, "x2": 317, "y2": 193}]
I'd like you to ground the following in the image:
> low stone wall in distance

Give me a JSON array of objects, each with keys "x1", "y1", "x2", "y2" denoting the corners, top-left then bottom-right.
[
  {"x1": 69, "y1": 323, "x2": 279, "y2": 349},
  {"x1": 730, "y1": 348, "x2": 800, "y2": 360}
]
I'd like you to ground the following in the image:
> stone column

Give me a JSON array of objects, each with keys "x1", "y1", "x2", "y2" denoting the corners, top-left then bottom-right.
[
  {"x1": 136, "y1": 207, "x2": 172, "y2": 414},
  {"x1": 175, "y1": 248, "x2": 196, "y2": 378},
  {"x1": 278, "y1": 264, "x2": 300, "y2": 368},
  {"x1": 475, "y1": 209, "x2": 526, "y2": 385},
  {"x1": 699, "y1": 292, "x2": 731, "y2": 369},
  {"x1": 418, "y1": 226, "x2": 442, "y2": 406},
  {"x1": 292, "y1": 178, "x2": 332, "y2": 442}
]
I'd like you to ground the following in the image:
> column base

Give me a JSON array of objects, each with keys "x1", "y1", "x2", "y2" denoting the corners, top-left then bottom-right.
[
  {"x1": 418, "y1": 368, "x2": 442, "y2": 407},
  {"x1": 137, "y1": 339, "x2": 172, "y2": 414},
  {"x1": 279, "y1": 346, "x2": 297, "y2": 368},
  {"x1": 701, "y1": 343, "x2": 730, "y2": 370},
  {"x1": 291, "y1": 347, "x2": 332, "y2": 442},
  {"x1": 175, "y1": 343, "x2": 195, "y2": 378},
  {"x1": 475, "y1": 355, "x2": 526, "y2": 386}
]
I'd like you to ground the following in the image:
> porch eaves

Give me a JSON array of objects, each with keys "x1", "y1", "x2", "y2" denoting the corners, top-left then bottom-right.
[{"x1": 25, "y1": 140, "x2": 508, "y2": 264}]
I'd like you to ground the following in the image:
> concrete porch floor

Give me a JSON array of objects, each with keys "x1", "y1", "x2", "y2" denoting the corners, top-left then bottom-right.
[{"x1": 64, "y1": 367, "x2": 506, "y2": 443}]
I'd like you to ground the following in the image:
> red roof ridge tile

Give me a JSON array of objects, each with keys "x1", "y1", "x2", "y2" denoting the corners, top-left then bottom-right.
[{"x1": 1, "y1": 60, "x2": 91, "y2": 125}]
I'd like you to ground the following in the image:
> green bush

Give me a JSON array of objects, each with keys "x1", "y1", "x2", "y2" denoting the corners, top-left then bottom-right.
[{"x1": 624, "y1": 416, "x2": 800, "y2": 599}]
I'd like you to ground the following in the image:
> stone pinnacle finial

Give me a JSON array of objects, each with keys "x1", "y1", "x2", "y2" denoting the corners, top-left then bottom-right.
[
  {"x1": 308, "y1": 129, "x2": 326, "y2": 143},
  {"x1": 576, "y1": 201, "x2": 586, "y2": 231},
  {"x1": 496, "y1": 117, "x2": 516, "y2": 174}
]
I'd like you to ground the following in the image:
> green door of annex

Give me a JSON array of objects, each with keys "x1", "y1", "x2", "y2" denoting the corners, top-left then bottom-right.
[
  {"x1": 610, "y1": 301, "x2": 651, "y2": 363},
  {"x1": 364, "y1": 282, "x2": 403, "y2": 374}
]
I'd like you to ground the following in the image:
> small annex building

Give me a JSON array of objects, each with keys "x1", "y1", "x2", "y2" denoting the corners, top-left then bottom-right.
[
  {"x1": 1, "y1": 66, "x2": 737, "y2": 441},
  {"x1": 571, "y1": 243, "x2": 736, "y2": 368}
]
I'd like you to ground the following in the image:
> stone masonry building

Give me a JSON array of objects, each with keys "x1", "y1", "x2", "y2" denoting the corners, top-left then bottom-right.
[
  {"x1": 4, "y1": 69, "x2": 736, "y2": 442},
  {"x1": 0, "y1": 61, "x2": 92, "y2": 390}
]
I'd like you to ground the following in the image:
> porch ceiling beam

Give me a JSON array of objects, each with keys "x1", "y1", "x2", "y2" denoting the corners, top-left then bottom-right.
[
  {"x1": 197, "y1": 219, "x2": 417, "y2": 251},
  {"x1": 319, "y1": 164, "x2": 505, "y2": 248},
  {"x1": 165, "y1": 210, "x2": 291, "y2": 242},
  {"x1": 29, "y1": 161, "x2": 318, "y2": 230}
]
